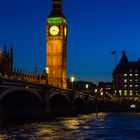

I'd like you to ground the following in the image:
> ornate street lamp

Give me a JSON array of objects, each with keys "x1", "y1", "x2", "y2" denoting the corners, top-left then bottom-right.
[
  {"x1": 45, "y1": 67, "x2": 49, "y2": 85},
  {"x1": 85, "y1": 84, "x2": 89, "y2": 93},
  {"x1": 70, "y1": 76, "x2": 75, "y2": 89}
]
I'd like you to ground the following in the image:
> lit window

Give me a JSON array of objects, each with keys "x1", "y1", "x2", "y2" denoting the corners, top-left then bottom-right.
[
  {"x1": 124, "y1": 79, "x2": 127, "y2": 83},
  {"x1": 95, "y1": 89, "x2": 98, "y2": 93},
  {"x1": 124, "y1": 92, "x2": 127, "y2": 96},
  {"x1": 124, "y1": 90, "x2": 127, "y2": 93},
  {"x1": 124, "y1": 74, "x2": 127, "y2": 77},
  {"x1": 130, "y1": 79, "x2": 133, "y2": 82},
  {"x1": 124, "y1": 85, "x2": 127, "y2": 88},
  {"x1": 135, "y1": 74, "x2": 138, "y2": 77},
  {"x1": 135, "y1": 85, "x2": 138, "y2": 87},
  {"x1": 119, "y1": 90, "x2": 122, "y2": 93},
  {"x1": 130, "y1": 91, "x2": 133, "y2": 96},
  {"x1": 130, "y1": 85, "x2": 133, "y2": 87},
  {"x1": 106, "y1": 87, "x2": 111, "y2": 90},
  {"x1": 120, "y1": 92, "x2": 122, "y2": 96},
  {"x1": 129, "y1": 74, "x2": 133, "y2": 76}
]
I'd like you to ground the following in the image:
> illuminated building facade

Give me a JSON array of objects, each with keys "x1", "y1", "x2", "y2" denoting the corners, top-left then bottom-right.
[
  {"x1": 112, "y1": 51, "x2": 140, "y2": 97},
  {"x1": 67, "y1": 79, "x2": 96, "y2": 93},
  {"x1": 98, "y1": 82, "x2": 112, "y2": 98},
  {"x1": 46, "y1": 0, "x2": 67, "y2": 88}
]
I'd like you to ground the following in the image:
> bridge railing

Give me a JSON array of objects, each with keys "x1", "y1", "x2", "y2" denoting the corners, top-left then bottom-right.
[
  {"x1": 0, "y1": 77, "x2": 44, "y2": 90},
  {"x1": 0, "y1": 77, "x2": 95, "y2": 99}
]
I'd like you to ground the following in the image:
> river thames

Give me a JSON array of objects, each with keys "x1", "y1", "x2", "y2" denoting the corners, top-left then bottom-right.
[{"x1": 0, "y1": 113, "x2": 140, "y2": 140}]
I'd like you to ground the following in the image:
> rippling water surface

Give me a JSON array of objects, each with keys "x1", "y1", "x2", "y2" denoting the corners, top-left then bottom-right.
[{"x1": 0, "y1": 113, "x2": 140, "y2": 140}]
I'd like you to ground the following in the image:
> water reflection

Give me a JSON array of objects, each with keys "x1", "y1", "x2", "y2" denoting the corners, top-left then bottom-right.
[
  {"x1": 0, "y1": 113, "x2": 140, "y2": 140},
  {"x1": 61, "y1": 118, "x2": 80, "y2": 129},
  {"x1": 31, "y1": 113, "x2": 106, "y2": 140}
]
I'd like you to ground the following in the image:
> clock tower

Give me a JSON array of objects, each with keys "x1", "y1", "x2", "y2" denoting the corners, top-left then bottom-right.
[{"x1": 46, "y1": 0, "x2": 67, "y2": 88}]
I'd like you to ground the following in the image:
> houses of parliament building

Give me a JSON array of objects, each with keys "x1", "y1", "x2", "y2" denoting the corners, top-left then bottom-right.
[{"x1": 0, "y1": 45, "x2": 46, "y2": 84}]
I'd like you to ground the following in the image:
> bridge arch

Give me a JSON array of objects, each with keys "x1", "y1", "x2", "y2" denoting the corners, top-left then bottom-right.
[
  {"x1": 120, "y1": 97, "x2": 129, "y2": 104},
  {"x1": 48, "y1": 93, "x2": 72, "y2": 116},
  {"x1": 0, "y1": 87, "x2": 44, "y2": 118},
  {"x1": 134, "y1": 97, "x2": 140, "y2": 102}
]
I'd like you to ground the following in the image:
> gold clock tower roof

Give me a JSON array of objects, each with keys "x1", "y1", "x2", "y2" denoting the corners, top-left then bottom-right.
[{"x1": 49, "y1": 0, "x2": 65, "y2": 17}]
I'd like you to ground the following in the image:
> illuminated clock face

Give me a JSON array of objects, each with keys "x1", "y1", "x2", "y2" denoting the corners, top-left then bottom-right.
[
  {"x1": 64, "y1": 26, "x2": 67, "y2": 36},
  {"x1": 50, "y1": 26, "x2": 59, "y2": 36}
]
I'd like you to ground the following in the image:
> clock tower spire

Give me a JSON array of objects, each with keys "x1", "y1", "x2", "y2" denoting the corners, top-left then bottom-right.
[
  {"x1": 49, "y1": 0, "x2": 64, "y2": 17},
  {"x1": 46, "y1": 0, "x2": 67, "y2": 88}
]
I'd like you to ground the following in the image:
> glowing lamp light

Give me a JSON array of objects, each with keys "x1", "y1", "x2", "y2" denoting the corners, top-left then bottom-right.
[
  {"x1": 100, "y1": 92, "x2": 103, "y2": 96},
  {"x1": 95, "y1": 89, "x2": 98, "y2": 93},
  {"x1": 25, "y1": 86, "x2": 29, "y2": 89},
  {"x1": 130, "y1": 104, "x2": 136, "y2": 109},
  {"x1": 70, "y1": 76, "x2": 75, "y2": 90},
  {"x1": 86, "y1": 84, "x2": 89, "y2": 89},
  {"x1": 70, "y1": 76, "x2": 75, "y2": 83},
  {"x1": 45, "y1": 67, "x2": 49, "y2": 74}
]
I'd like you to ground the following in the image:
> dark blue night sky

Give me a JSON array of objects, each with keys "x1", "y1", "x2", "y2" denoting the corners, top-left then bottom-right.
[{"x1": 0, "y1": 0, "x2": 140, "y2": 83}]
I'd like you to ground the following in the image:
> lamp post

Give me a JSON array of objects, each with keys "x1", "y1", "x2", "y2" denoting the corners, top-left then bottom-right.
[
  {"x1": 45, "y1": 67, "x2": 49, "y2": 85},
  {"x1": 85, "y1": 84, "x2": 89, "y2": 94},
  {"x1": 111, "y1": 51, "x2": 117, "y2": 69},
  {"x1": 95, "y1": 88, "x2": 98, "y2": 114},
  {"x1": 70, "y1": 76, "x2": 75, "y2": 90}
]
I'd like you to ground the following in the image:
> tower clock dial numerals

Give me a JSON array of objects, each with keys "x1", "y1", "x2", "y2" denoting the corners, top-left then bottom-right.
[
  {"x1": 50, "y1": 25, "x2": 59, "y2": 36},
  {"x1": 64, "y1": 26, "x2": 67, "y2": 36}
]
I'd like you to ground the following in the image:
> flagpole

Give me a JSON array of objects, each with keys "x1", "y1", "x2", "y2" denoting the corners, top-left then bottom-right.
[
  {"x1": 111, "y1": 50, "x2": 118, "y2": 96},
  {"x1": 115, "y1": 52, "x2": 117, "y2": 69},
  {"x1": 111, "y1": 51, "x2": 117, "y2": 69}
]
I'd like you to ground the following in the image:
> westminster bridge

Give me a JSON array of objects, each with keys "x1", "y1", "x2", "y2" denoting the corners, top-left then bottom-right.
[{"x1": 0, "y1": 77, "x2": 96, "y2": 119}]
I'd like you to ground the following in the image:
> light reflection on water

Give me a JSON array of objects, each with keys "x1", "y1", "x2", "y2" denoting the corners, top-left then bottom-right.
[{"x1": 0, "y1": 113, "x2": 140, "y2": 140}]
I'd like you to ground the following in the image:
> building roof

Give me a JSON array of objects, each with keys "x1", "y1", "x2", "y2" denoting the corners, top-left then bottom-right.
[
  {"x1": 48, "y1": 0, "x2": 65, "y2": 18},
  {"x1": 113, "y1": 51, "x2": 140, "y2": 73}
]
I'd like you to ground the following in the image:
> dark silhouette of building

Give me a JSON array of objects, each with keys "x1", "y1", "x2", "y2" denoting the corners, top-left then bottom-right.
[
  {"x1": 112, "y1": 51, "x2": 140, "y2": 97},
  {"x1": 0, "y1": 45, "x2": 13, "y2": 76},
  {"x1": 67, "y1": 78, "x2": 96, "y2": 94},
  {"x1": 0, "y1": 45, "x2": 46, "y2": 84}
]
